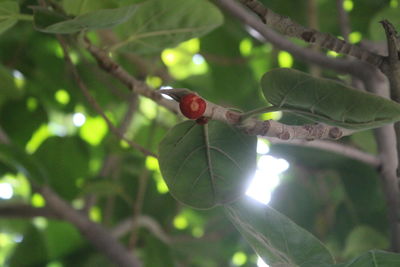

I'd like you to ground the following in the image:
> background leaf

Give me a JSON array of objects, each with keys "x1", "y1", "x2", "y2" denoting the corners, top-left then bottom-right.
[
  {"x1": 8, "y1": 224, "x2": 48, "y2": 267},
  {"x1": 0, "y1": 1, "x2": 19, "y2": 35},
  {"x1": 62, "y1": 0, "x2": 119, "y2": 16},
  {"x1": 158, "y1": 120, "x2": 257, "y2": 209},
  {"x1": 343, "y1": 226, "x2": 389, "y2": 259},
  {"x1": 369, "y1": 7, "x2": 399, "y2": 41},
  {"x1": 34, "y1": 5, "x2": 137, "y2": 34},
  {"x1": 261, "y1": 68, "x2": 400, "y2": 129},
  {"x1": 334, "y1": 250, "x2": 400, "y2": 267},
  {"x1": 114, "y1": 0, "x2": 223, "y2": 54},
  {"x1": 0, "y1": 64, "x2": 23, "y2": 107},
  {"x1": 225, "y1": 197, "x2": 335, "y2": 267},
  {"x1": 33, "y1": 136, "x2": 89, "y2": 200}
]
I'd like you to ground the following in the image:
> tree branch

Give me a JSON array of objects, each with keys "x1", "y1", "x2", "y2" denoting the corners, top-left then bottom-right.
[
  {"x1": 336, "y1": 0, "x2": 350, "y2": 41},
  {"x1": 238, "y1": 0, "x2": 383, "y2": 66},
  {"x1": 268, "y1": 138, "x2": 380, "y2": 167},
  {"x1": 0, "y1": 203, "x2": 60, "y2": 219},
  {"x1": 83, "y1": 38, "x2": 180, "y2": 113},
  {"x1": 380, "y1": 21, "x2": 400, "y2": 177},
  {"x1": 83, "y1": 94, "x2": 138, "y2": 214},
  {"x1": 213, "y1": 0, "x2": 381, "y2": 88},
  {"x1": 377, "y1": 20, "x2": 400, "y2": 251},
  {"x1": 39, "y1": 186, "x2": 141, "y2": 267},
  {"x1": 307, "y1": 0, "x2": 321, "y2": 76},
  {"x1": 57, "y1": 36, "x2": 156, "y2": 158}
]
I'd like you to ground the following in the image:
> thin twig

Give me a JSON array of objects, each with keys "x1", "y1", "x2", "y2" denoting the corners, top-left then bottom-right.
[
  {"x1": 268, "y1": 138, "x2": 381, "y2": 167},
  {"x1": 307, "y1": 0, "x2": 321, "y2": 76},
  {"x1": 336, "y1": 0, "x2": 350, "y2": 41},
  {"x1": 128, "y1": 169, "x2": 150, "y2": 249},
  {"x1": 39, "y1": 186, "x2": 141, "y2": 267},
  {"x1": 335, "y1": 0, "x2": 364, "y2": 90},
  {"x1": 57, "y1": 36, "x2": 156, "y2": 158},
  {"x1": 113, "y1": 215, "x2": 171, "y2": 244},
  {"x1": 378, "y1": 20, "x2": 400, "y2": 251},
  {"x1": 0, "y1": 125, "x2": 10, "y2": 145},
  {"x1": 129, "y1": 115, "x2": 159, "y2": 249},
  {"x1": 83, "y1": 93, "x2": 139, "y2": 214}
]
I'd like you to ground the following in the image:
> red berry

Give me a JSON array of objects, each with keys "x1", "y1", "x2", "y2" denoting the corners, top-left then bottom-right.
[
  {"x1": 195, "y1": 116, "x2": 209, "y2": 125},
  {"x1": 179, "y1": 93, "x2": 206, "y2": 119}
]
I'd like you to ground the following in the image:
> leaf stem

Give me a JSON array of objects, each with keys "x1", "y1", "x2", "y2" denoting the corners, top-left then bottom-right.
[
  {"x1": 240, "y1": 106, "x2": 282, "y2": 120},
  {"x1": 16, "y1": 14, "x2": 33, "y2": 21}
]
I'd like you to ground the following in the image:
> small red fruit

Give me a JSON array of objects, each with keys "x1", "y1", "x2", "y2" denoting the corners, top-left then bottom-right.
[{"x1": 179, "y1": 93, "x2": 206, "y2": 119}]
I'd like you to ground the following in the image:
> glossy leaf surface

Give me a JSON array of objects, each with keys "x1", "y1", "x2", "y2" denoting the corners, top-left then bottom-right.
[{"x1": 261, "y1": 68, "x2": 400, "y2": 129}]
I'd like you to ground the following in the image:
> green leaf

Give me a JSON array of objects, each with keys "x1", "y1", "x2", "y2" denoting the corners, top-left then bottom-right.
[
  {"x1": 225, "y1": 197, "x2": 334, "y2": 267},
  {"x1": 261, "y1": 68, "x2": 400, "y2": 129},
  {"x1": 343, "y1": 226, "x2": 389, "y2": 259},
  {"x1": 335, "y1": 250, "x2": 400, "y2": 267},
  {"x1": 34, "y1": 4, "x2": 137, "y2": 34},
  {"x1": 8, "y1": 224, "x2": 47, "y2": 267},
  {"x1": 0, "y1": 1, "x2": 19, "y2": 35},
  {"x1": 0, "y1": 143, "x2": 47, "y2": 184},
  {"x1": 0, "y1": 65, "x2": 23, "y2": 107},
  {"x1": 158, "y1": 121, "x2": 256, "y2": 209},
  {"x1": 62, "y1": 0, "x2": 118, "y2": 16},
  {"x1": 33, "y1": 136, "x2": 89, "y2": 200},
  {"x1": 114, "y1": 0, "x2": 224, "y2": 53}
]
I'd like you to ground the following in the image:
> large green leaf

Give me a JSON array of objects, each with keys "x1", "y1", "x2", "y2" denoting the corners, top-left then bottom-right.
[
  {"x1": 114, "y1": 0, "x2": 223, "y2": 53},
  {"x1": 34, "y1": 4, "x2": 137, "y2": 34},
  {"x1": 33, "y1": 136, "x2": 89, "y2": 200},
  {"x1": 335, "y1": 250, "x2": 400, "y2": 267},
  {"x1": 261, "y1": 68, "x2": 400, "y2": 129},
  {"x1": 158, "y1": 120, "x2": 256, "y2": 209},
  {"x1": 0, "y1": 1, "x2": 19, "y2": 35},
  {"x1": 225, "y1": 197, "x2": 335, "y2": 267}
]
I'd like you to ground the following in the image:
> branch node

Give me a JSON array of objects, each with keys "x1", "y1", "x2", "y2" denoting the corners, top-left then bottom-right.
[{"x1": 329, "y1": 127, "x2": 343, "y2": 139}]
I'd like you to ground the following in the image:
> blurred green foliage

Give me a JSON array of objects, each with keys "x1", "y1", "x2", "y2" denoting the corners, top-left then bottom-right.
[{"x1": 0, "y1": 0, "x2": 398, "y2": 266}]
